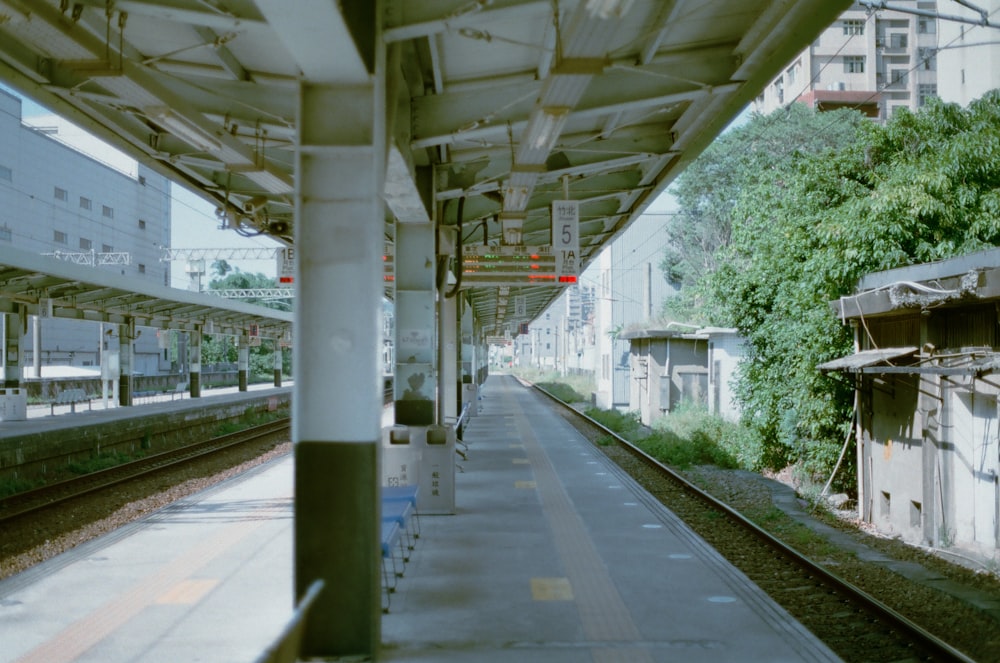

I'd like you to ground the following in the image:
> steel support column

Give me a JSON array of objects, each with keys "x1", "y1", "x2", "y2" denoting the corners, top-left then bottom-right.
[
  {"x1": 273, "y1": 338, "x2": 282, "y2": 387},
  {"x1": 237, "y1": 333, "x2": 249, "y2": 391},
  {"x1": 460, "y1": 300, "x2": 474, "y2": 397},
  {"x1": 118, "y1": 318, "x2": 134, "y2": 406},
  {"x1": 189, "y1": 327, "x2": 202, "y2": 398},
  {"x1": 31, "y1": 315, "x2": 40, "y2": 378},
  {"x1": 3, "y1": 305, "x2": 24, "y2": 388},
  {"x1": 293, "y1": 78, "x2": 385, "y2": 657}
]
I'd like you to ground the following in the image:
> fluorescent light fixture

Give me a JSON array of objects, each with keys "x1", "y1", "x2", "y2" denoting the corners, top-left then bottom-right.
[
  {"x1": 146, "y1": 106, "x2": 222, "y2": 153},
  {"x1": 503, "y1": 183, "x2": 530, "y2": 211},
  {"x1": 501, "y1": 215, "x2": 524, "y2": 246},
  {"x1": 526, "y1": 107, "x2": 569, "y2": 152}
]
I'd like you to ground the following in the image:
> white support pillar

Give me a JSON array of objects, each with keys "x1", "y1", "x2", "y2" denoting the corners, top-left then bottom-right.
[
  {"x1": 394, "y1": 221, "x2": 436, "y2": 425},
  {"x1": 293, "y1": 78, "x2": 385, "y2": 655},
  {"x1": 237, "y1": 333, "x2": 250, "y2": 392},
  {"x1": 438, "y1": 291, "x2": 458, "y2": 424},
  {"x1": 189, "y1": 327, "x2": 202, "y2": 398},
  {"x1": 31, "y1": 314, "x2": 40, "y2": 378},
  {"x1": 118, "y1": 318, "x2": 134, "y2": 406}
]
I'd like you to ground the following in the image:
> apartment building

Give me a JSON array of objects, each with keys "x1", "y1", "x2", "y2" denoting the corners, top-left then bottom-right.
[{"x1": 753, "y1": 1, "x2": 940, "y2": 120}]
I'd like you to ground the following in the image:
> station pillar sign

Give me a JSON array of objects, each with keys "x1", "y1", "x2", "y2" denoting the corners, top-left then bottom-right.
[
  {"x1": 551, "y1": 200, "x2": 579, "y2": 283},
  {"x1": 277, "y1": 247, "x2": 295, "y2": 284}
]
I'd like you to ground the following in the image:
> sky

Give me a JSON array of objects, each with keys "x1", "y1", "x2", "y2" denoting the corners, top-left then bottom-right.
[{"x1": 2, "y1": 84, "x2": 281, "y2": 289}]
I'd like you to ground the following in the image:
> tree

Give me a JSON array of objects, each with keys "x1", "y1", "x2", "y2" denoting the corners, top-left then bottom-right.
[
  {"x1": 203, "y1": 269, "x2": 292, "y2": 379},
  {"x1": 211, "y1": 259, "x2": 232, "y2": 278},
  {"x1": 669, "y1": 92, "x2": 1000, "y2": 482},
  {"x1": 662, "y1": 104, "x2": 867, "y2": 323}
]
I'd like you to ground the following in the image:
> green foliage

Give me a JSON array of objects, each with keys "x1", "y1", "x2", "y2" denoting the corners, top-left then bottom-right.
[
  {"x1": 536, "y1": 381, "x2": 587, "y2": 403},
  {"x1": 584, "y1": 404, "x2": 747, "y2": 471},
  {"x1": 666, "y1": 93, "x2": 1000, "y2": 482},
  {"x1": 512, "y1": 367, "x2": 595, "y2": 401},
  {"x1": 652, "y1": 403, "x2": 764, "y2": 471},
  {"x1": 0, "y1": 475, "x2": 43, "y2": 498},
  {"x1": 67, "y1": 450, "x2": 137, "y2": 475},
  {"x1": 215, "y1": 407, "x2": 289, "y2": 436},
  {"x1": 584, "y1": 407, "x2": 644, "y2": 438}
]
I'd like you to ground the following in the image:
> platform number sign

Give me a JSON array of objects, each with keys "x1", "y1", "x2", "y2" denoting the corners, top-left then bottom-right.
[
  {"x1": 551, "y1": 200, "x2": 579, "y2": 282},
  {"x1": 277, "y1": 247, "x2": 295, "y2": 284}
]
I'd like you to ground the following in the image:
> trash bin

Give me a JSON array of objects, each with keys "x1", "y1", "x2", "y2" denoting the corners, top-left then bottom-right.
[
  {"x1": 381, "y1": 425, "x2": 421, "y2": 488},
  {"x1": 0, "y1": 388, "x2": 27, "y2": 421},
  {"x1": 419, "y1": 424, "x2": 456, "y2": 514}
]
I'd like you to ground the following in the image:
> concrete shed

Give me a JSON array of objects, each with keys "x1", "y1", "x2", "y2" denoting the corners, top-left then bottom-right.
[
  {"x1": 824, "y1": 247, "x2": 1000, "y2": 560},
  {"x1": 621, "y1": 326, "x2": 743, "y2": 426}
]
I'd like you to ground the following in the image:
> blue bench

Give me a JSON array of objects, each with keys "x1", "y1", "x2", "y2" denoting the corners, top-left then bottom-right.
[
  {"x1": 381, "y1": 520, "x2": 402, "y2": 613},
  {"x1": 383, "y1": 484, "x2": 421, "y2": 538},
  {"x1": 51, "y1": 388, "x2": 91, "y2": 414},
  {"x1": 380, "y1": 485, "x2": 420, "y2": 613}
]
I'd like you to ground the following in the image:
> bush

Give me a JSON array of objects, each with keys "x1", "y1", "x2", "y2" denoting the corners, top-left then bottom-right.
[
  {"x1": 536, "y1": 381, "x2": 587, "y2": 403},
  {"x1": 650, "y1": 402, "x2": 762, "y2": 471}
]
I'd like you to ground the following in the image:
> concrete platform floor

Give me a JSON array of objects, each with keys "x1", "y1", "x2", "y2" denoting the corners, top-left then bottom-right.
[{"x1": 0, "y1": 376, "x2": 841, "y2": 662}]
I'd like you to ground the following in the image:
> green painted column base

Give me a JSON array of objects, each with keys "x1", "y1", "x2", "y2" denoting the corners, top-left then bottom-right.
[{"x1": 295, "y1": 440, "x2": 381, "y2": 658}]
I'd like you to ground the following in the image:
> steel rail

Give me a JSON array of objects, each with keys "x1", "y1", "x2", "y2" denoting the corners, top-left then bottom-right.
[{"x1": 0, "y1": 418, "x2": 290, "y2": 524}]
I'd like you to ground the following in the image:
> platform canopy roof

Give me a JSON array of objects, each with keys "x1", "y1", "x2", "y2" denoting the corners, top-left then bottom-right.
[
  {"x1": 0, "y1": 245, "x2": 292, "y2": 337},
  {"x1": 0, "y1": 0, "x2": 851, "y2": 333}
]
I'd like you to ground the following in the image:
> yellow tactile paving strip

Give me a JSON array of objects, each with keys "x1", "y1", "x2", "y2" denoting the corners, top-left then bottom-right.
[
  {"x1": 14, "y1": 496, "x2": 290, "y2": 663},
  {"x1": 504, "y1": 390, "x2": 655, "y2": 663}
]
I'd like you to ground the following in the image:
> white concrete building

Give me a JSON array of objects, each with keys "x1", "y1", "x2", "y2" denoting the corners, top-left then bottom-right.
[
  {"x1": 593, "y1": 213, "x2": 676, "y2": 410},
  {"x1": 936, "y1": 0, "x2": 1000, "y2": 105},
  {"x1": 0, "y1": 90, "x2": 172, "y2": 375},
  {"x1": 753, "y1": 1, "x2": 940, "y2": 121}
]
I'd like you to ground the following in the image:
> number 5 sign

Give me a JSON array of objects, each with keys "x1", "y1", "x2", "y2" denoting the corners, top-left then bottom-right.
[{"x1": 551, "y1": 200, "x2": 579, "y2": 281}]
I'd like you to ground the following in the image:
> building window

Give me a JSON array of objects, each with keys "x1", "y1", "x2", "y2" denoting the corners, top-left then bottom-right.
[
  {"x1": 890, "y1": 69, "x2": 908, "y2": 87},
  {"x1": 843, "y1": 19, "x2": 865, "y2": 35},
  {"x1": 138, "y1": 219, "x2": 146, "y2": 230},
  {"x1": 138, "y1": 263, "x2": 146, "y2": 274},
  {"x1": 918, "y1": 84, "x2": 938, "y2": 106},
  {"x1": 0, "y1": 165, "x2": 11, "y2": 182},
  {"x1": 102, "y1": 243, "x2": 113, "y2": 253},
  {"x1": 0, "y1": 225, "x2": 11, "y2": 242},
  {"x1": 102, "y1": 205, "x2": 114, "y2": 218},
  {"x1": 54, "y1": 230, "x2": 67, "y2": 244},
  {"x1": 918, "y1": 47, "x2": 936, "y2": 70},
  {"x1": 786, "y1": 64, "x2": 796, "y2": 85},
  {"x1": 917, "y1": 16, "x2": 935, "y2": 34},
  {"x1": 889, "y1": 33, "x2": 908, "y2": 49},
  {"x1": 844, "y1": 56, "x2": 865, "y2": 74},
  {"x1": 79, "y1": 237, "x2": 92, "y2": 250},
  {"x1": 54, "y1": 186, "x2": 67, "y2": 201},
  {"x1": 79, "y1": 196, "x2": 91, "y2": 210}
]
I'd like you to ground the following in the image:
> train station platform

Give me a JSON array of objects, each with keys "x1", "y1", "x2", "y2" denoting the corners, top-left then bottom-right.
[{"x1": 0, "y1": 376, "x2": 840, "y2": 662}]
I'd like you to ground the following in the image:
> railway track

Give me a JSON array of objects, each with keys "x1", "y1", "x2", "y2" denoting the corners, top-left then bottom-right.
[
  {"x1": 0, "y1": 418, "x2": 290, "y2": 525},
  {"x1": 531, "y1": 383, "x2": 977, "y2": 663}
]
